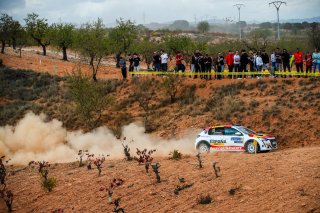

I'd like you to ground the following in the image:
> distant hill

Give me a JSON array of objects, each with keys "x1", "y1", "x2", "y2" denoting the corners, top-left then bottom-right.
[{"x1": 280, "y1": 16, "x2": 320, "y2": 23}]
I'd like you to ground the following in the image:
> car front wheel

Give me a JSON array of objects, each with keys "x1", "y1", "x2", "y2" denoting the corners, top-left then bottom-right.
[
  {"x1": 197, "y1": 142, "x2": 210, "y2": 153},
  {"x1": 245, "y1": 141, "x2": 259, "y2": 154}
]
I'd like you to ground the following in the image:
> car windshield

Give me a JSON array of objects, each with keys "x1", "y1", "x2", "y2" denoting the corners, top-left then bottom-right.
[{"x1": 237, "y1": 126, "x2": 257, "y2": 135}]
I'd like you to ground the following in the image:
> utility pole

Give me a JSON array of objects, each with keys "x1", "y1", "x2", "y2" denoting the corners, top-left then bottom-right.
[
  {"x1": 233, "y1": 4, "x2": 245, "y2": 40},
  {"x1": 269, "y1": 1, "x2": 287, "y2": 40}
]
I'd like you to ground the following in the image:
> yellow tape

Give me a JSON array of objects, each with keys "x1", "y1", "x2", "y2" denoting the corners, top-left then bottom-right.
[{"x1": 128, "y1": 71, "x2": 320, "y2": 77}]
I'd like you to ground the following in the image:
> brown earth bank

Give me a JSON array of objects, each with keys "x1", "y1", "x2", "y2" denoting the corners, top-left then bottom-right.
[
  {"x1": 0, "y1": 147, "x2": 319, "y2": 213},
  {"x1": 0, "y1": 47, "x2": 320, "y2": 149}
]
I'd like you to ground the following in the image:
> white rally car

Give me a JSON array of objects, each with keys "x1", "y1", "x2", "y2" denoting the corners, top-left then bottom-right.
[{"x1": 195, "y1": 125, "x2": 277, "y2": 154}]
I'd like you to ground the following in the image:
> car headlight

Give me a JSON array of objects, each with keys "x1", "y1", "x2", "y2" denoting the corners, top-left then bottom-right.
[{"x1": 260, "y1": 138, "x2": 267, "y2": 145}]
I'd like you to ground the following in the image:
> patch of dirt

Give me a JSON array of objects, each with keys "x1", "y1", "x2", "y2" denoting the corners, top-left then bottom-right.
[{"x1": 1, "y1": 147, "x2": 319, "y2": 212}]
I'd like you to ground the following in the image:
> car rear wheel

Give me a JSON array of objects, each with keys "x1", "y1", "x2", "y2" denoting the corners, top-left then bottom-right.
[
  {"x1": 245, "y1": 141, "x2": 259, "y2": 154},
  {"x1": 197, "y1": 142, "x2": 210, "y2": 153}
]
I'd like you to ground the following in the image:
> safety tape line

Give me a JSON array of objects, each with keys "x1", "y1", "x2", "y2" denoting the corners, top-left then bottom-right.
[{"x1": 128, "y1": 71, "x2": 320, "y2": 77}]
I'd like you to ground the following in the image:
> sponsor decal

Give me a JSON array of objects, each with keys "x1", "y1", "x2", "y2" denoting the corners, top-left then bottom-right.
[
  {"x1": 210, "y1": 139, "x2": 226, "y2": 144},
  {"x1": 231, "y1": 137, "x2": 244, "y2": 143},
  {"x1": 211, "y1": 146, "x2": 244, "y2": 150}
]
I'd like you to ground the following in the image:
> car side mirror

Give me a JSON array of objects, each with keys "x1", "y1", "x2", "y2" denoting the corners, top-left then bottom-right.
[{"x1": 235, "y1": 132, "x2": 242, "y2": 136}]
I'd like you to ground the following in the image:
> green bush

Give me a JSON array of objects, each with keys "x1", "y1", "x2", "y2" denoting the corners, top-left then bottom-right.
[
  {"x1": 68, "y1": 69, "x2": 113, "y2": 129},
  {"x1": 169, "y1": 150, "x2": 182, "y2": 160},
  {"x1": 42, "y1": 177, "x2": 57, "y2": 192}
]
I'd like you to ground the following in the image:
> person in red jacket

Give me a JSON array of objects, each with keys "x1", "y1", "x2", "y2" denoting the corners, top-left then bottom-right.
[
  {"x1": 294, "y1": 48, "x2": 303, "y2": 74},
  {"x1": 305, "y1": 52, "x2": 312, "y2": 73},
  {"x1": 225, "y1": 50, "x2": 234, "y2": 79}
]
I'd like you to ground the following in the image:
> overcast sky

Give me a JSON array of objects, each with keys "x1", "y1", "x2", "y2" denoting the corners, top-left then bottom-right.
[{"x1": 1, "y1": 0, "x2": 319, "y2": 26}]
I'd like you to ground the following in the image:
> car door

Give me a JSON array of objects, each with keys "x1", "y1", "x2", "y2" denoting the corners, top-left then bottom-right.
[
  {"x1": 224, "y1": 127, "x2": 245, "y2": 151},
  {"x1": 209, "y1": 127, "x2": 227, "y2": 150}
]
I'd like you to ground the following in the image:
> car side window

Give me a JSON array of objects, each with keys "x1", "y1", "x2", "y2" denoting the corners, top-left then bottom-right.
[
  {"x1": 225, "y1": 128, "x2": 242, "y2": 136},
  {"x1": 213, "y1": 127, "x2": 225, "y2": 135},
  {"x1": 208, "y1": 128, "x2": 214, "y2": 135}
]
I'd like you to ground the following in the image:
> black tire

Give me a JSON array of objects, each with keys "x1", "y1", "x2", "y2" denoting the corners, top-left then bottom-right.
[
  {"x1": 245, "y1": 140, "x2": 259, "y2": 154},
  {"x1": 197, "y1": 142, "x2": 210, "y2": 153}
]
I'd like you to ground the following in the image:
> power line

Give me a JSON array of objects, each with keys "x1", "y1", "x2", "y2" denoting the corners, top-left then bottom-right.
[
  {"x1": 269, "y1": 1, "x2": 287, "y2": 40},
  {"x1": 233, "y1": 4, "x2": 245, "y2": 40}
]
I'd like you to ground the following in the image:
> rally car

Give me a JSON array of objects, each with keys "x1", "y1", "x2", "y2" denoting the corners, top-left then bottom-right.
[{"x1": 195, "y1": 125, "x2": 277, "y2": 154}]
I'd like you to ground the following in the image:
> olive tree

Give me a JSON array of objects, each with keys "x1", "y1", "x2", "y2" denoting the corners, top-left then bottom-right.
[
  {"x1": 197, "y1": 21, "x2": 210, "y2": 34},
  {"x1": 49, "y1": 23, "x2": 75, "y2": 61},
  {"x1": 75, "y1": 18, "x2": 110, "y2": 81},
  {"x1": 109, "y1": 18, "x2": 138, "y2": 67},
  {"x1": 243, "y1": 29, "x2": 272, "y2": 51},
  {"x1": 24, "y1": 13, "x2": 50, "y2": 55},
  {"x1": 130, "y1": 40, "x2": 158, "y2": 69},
  {"x1": 0, "y1": 14, "x2": 12, "y2": 53},
  {"x1": 308, "y1": 22, "x2": 320, "y2": 49},
  {"x1": 163, "y1": 35, "x2": 194, "y2": 65}
]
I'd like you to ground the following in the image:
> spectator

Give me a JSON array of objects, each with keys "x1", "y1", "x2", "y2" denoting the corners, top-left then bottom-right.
[
  {"x1": 199, "y1": 54, "x2": 205, "y2": 79},
  {"x1": 255, "y1": 54, "x2": 263, "y2": 72},
  {"x1": 217, "y1": 53, "x2": 224, "y2": 80},
  {"x1": 175, "y1": 51, "x2": 185, "y2": 72},
  {"x1": 282, "y1": 49, "x2": 291, "y2": 76},
  {"x1": 119, "y1": 56, "x2": 127, "y2": 80},
  {"x1": 160, "y1": 50, "x2": 169, "y2": 71},
  {"x1": 312, "y1": 48, "x2": 320, "y2": 72},
  {"x1": 275, "y1": 48, "x2": 282, "y2": 72},
  {"x1": 205, "y1": 54, "x2": 212, "y2": 80},
  {"x1": 225, "y1": 50, "x2": 234, "y2": 78},
  {"x1": 305, "y1": 52, "x2": 312, "y2": 73},
  {"x1": 261, "y1": 50, "x2": 270, "y2": 71},
  {"x1": 191, "y1": 53, "x2": 196, "y2": 75},
  {"x1": 271, "y1": 50, "x2": 276, "y2": 74},
  {"x1": 294, "y1": 48, "x2": 303, "y2": 75},
  {"x1": 133, "y1": 53, "x2": 141, "y2": 72},
  {"x1": 234, "y1": 51, "x2": 240, "y2": 79},
  {"x1": 153, "y1": 51, "x2": 161, "y2": 71},
  {"x1": 194, "y1": 50, "x2": 201, "y2": 79},
  {"x1": 248, "y1": 51, "x2": 255, "y2": 73},
  {"x1": 240, "y1": 49, "x2": 249, "y2": 78},
  {"x1": 128, "y1": 54, "x2": 134, "y2": 76}
]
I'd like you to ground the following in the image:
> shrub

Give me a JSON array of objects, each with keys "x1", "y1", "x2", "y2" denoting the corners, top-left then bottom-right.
[
  {"x1": 93, "y1": 155, "x2": 107, "y2": 176},
  {"x1": 42, "y1": 177, "x2": 57, "y2": 192},
  {"x1": 249, "y1": 100, "x2": 260, "y2": 109},
  {"x1": 179, "y1": 84, "x2": 196, "y2": 105},
  {"x1": 68, "y1": 69, "x2": 113, "y2": 129},
  {"x1": 262, "y1": 105, "x2": 281, "y2": 120},
  {"x1": 161, "y1": 75, "x2": 180, "y2": 103},
  {"x1": 197, "y1": 194, "x2": 212, "y2": 204},
  {"x1": 29, "y1": 161, "x2": 56, "y2": 192},
  {"x1": 169, "y1": 150, "x2": 182, "y2": 160},
  {"x1": 78, "y1": 150, "x2": 89, "y2": 167},
  {"x1": 134, "y1": 148, "x2": 156, "y2": 173}
]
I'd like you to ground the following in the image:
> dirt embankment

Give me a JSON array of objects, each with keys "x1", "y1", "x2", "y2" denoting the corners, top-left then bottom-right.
[{"x1": 0, "y1": 147, "x2": 319, "y2": 213}]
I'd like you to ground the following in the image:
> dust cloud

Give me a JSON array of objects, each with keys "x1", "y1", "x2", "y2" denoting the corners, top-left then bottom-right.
[{"x1": 0, "y1": 113, "x2": 197, "y2": 165}]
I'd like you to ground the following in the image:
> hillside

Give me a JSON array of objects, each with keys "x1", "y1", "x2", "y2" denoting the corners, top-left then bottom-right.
[{"x1": 0, "y1": 49, "x2": 320, "y2": 212}]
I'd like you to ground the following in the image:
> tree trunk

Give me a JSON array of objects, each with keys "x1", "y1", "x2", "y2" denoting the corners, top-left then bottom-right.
[
  {"x1": 115, "y1": 53, "x2": 121, "y2": 68},
  {"x1": 1, "y1": 40, "x2": 5, "y2": 53},
  {"x1": 62, "y1": 46, "x2": 67, "y2": 61},
  {"x1": 12, "y1": 38, "x2": 16, "y2": 50},
  {"x1": 41, "y1": 44, "x2": 46, "y2": 56},
  {"x1": 93, "y1": 73, "x2": 97, "y2": 81}
]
